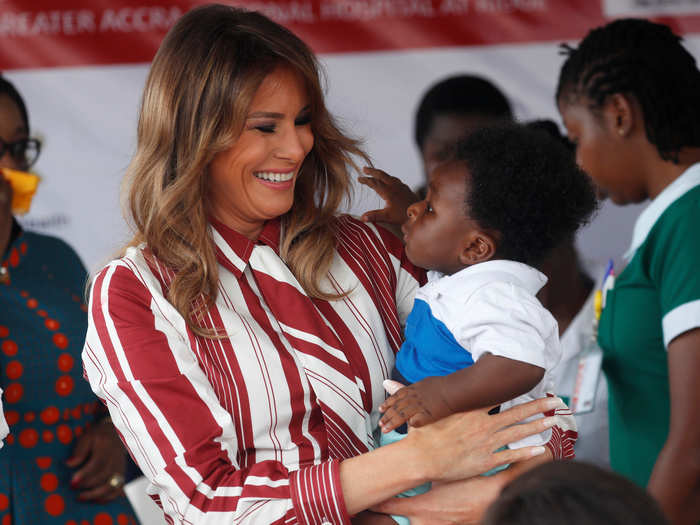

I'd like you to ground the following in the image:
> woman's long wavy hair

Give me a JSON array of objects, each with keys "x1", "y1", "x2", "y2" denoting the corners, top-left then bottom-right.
[{"x1": 124, "y1": 4, "x2": 368, "y2": 336}]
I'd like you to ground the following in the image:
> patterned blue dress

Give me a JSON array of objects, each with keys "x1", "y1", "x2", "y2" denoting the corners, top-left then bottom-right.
[{"x1": 0, "y1": 223, "x2": 138, "y2": 524}]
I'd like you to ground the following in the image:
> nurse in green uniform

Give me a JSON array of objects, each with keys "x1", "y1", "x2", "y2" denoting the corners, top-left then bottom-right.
[{"x1": 556, "y1": 19, "x2": 700, "y2": 525}]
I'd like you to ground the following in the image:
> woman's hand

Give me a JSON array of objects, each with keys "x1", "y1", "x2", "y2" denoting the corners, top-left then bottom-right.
[
  {"x1": 359, "y1": 167, "x2": 420, "y2": 226},
  {"x1": 340, "y1": 395, "x2": 558, "y2": 516},
  {"x1": 66, "y1": 419, "x2": 128, "y2": 502},
  {"x1": 406, "y1": 397, "x2": 559, "y2": 484},
  {"x1": 371, "y1": 450, "x2": 553, "y2": 525},
  {"x1": 373, "y1": 472, "x2": 509, "y2": 525}
]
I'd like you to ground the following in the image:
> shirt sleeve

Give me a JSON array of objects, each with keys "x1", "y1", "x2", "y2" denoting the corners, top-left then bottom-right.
[
  {"x1": 82, "y1": 262, "x2": 350, "y2": 525},
  {"x1": 649, "y1": 198, "x2": 700, "y2": 347},
  {"x1": 451, "y1": 282, "x2": 556, "y2": 369}
]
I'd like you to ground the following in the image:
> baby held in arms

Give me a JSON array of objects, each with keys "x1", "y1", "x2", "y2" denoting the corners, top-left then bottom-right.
[{"x1": 360, "y1": 123, "x2": 597, "y2": 456}]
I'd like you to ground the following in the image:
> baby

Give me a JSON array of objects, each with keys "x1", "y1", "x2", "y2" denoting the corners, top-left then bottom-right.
[{"x1": 361, "y1": 123, "x2": 597, "y2": 456}]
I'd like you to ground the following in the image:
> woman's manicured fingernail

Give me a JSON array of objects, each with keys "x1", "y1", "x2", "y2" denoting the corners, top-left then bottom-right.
[
  {"x1": 545, "y1": 397, "x2": 563, "y2": 410},
  {"x1": 530, "y1": 446, "x2": 546, "y2": 457},
  {"x1": 542, "y1": 416, "x2": 557, "y2": 428}
]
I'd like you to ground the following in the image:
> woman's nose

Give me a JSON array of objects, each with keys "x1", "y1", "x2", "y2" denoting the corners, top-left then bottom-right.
[{"x1": 276, "y1": 126, "x2": 309, "y2": 163}]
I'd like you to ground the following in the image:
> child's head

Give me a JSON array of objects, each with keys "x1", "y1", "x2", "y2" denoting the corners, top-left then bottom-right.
[
  {"x1": 402, "y1": 123, "x2": 597, "y2": 273},
  {"x1": 482, "y1": 460, "x2": 669, "y2": 525}
]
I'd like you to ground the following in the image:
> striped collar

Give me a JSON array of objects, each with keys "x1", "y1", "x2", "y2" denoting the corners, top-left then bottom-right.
[
  {"x1": 209, "y1": 217, "x2": 282, "y2": 278},
  {"x1": 625, "y1": 162, "x2": 700, "y2": 260}
]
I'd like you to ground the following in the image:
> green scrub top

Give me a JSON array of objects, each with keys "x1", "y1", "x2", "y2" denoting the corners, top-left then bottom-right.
[{"x1": 598, "y1": 169, "x2": 700, "y2": 488}]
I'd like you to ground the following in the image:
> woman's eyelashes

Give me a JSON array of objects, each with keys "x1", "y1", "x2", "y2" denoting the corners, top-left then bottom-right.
[
  {"x1": 295, "y1": 113, "x2": 311, "y2": 126},
  {"x1": 250, "y1": 113, "x2": 311, "y2": 134},
  {"x1": 254, "y1": 123, "x2": 276, "y2": 133}
]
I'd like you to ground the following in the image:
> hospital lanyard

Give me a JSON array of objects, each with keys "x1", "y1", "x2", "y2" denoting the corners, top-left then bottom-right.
[{"x1": 569, "y1": 260, "x2": 614, "y2": 414}]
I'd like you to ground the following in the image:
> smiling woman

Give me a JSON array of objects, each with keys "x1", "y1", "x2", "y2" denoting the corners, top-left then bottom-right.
[{"x1": 81, "y1": 5, "x2": 562, "y2": 525}]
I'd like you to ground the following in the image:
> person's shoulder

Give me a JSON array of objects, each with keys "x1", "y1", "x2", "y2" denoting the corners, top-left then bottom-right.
[
  {"x1": 90, "y1": 244, "x2": 157, "y2": 295},
  {"x1": 466, "y1": 274, "x2": 556, "y2": 331},
  {"x1": 22, "y1": 230, "x2": 80, "y2": 258},
  {"x1": 332, "y1": 214, "x2": 378, "y2": 238},
  {"x1": 439, "y1": 261, "x2": 542, "y2": 302},
  {"x1": 643, "y1": 187, "x2": 700, "y2": 261},
  {"x1": 651, "y1": 185, "x2": 700, "y2": 233},
  {"x1": 332, "y1": 214, "x2": 403, "y2": 253},
  {"x1": 21, "y1": 230, "x2": 87, "y2": 274}
]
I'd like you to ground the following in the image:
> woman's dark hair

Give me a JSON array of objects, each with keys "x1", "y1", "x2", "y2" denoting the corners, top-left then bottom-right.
[
  {"x1": 482, "y1": 461, "x2": 669, "y2": 525},
  {"x1": 0, "y1": 75, "x2": 29, "y2": 132},
  {"x1": 414, "y1": 75, "x2": 512, "y2": 149},
  {"x1": 556, "y1": 18, "x2": 700, "y2": 162},
  {"x1": 455, "y1": 123, "x2": 597, "y2": 266}
]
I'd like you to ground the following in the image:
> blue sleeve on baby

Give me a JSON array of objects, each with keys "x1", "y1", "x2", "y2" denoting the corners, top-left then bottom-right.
[{"x1": 396, "y1": 298, "x2": 475, "y2": 383}]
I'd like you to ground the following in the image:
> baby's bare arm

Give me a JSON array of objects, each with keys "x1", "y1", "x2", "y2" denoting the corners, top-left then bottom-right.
[{"x1": 379, "y1": 355, "x2": 544, "y2": 433}]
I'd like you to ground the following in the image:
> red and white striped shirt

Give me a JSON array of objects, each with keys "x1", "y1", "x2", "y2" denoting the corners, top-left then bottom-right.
[{"x1": 83, "y1": 216, "x2": 423, "y2": 525}]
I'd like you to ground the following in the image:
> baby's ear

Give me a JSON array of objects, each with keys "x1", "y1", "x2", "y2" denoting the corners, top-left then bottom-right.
[{"x1": 459, "y1": 231, "x2": 497, "y2": 266}]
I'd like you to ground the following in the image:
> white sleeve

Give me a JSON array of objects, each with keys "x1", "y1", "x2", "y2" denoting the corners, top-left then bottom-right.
[{"x1": 451, "y1": 282, "x2": 557, "y2": 369}]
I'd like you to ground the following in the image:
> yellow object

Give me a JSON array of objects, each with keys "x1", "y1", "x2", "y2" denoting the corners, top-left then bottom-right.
[
  {"x1": 594, "y1": 289, "x2": 603, "y2": 321},
  {"x1": 1, "y1": 167, "x2": 40, "y2": 214}
]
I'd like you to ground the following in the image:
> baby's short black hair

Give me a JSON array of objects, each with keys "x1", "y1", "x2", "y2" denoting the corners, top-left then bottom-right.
[{"x1": 454, "y1": 123, "x2": 597, "y2": 266}]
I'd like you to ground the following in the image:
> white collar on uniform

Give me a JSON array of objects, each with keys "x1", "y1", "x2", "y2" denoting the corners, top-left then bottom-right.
[
  {"x1": 625, "y1": 162, "x2": 700, "y2": 260},
  {"x1": 426, "y1": 259, "x2": 548, "y2": 297}
]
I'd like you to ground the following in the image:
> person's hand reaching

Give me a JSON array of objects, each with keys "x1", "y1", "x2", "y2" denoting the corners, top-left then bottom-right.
[{"x1": 359, "y1": 167, "x2": 420, "y2": 227}]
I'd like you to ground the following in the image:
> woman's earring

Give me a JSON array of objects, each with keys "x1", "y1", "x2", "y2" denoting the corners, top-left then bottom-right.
[{"x1": 618, "y1": 128, "x2": 625, "y2": 136}]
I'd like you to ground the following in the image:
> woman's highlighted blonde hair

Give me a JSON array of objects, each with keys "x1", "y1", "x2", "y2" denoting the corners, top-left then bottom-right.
[{"x1": 123, "y1": 4, "x2": 368, "y2": 336}]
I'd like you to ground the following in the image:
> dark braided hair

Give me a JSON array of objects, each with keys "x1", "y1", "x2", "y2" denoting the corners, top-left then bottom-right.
[
  {"x1": 556, "y1": 18, "x2": 700, "y2": 162},
  {"x1": 455, "y1": 123, "x2": 597, "y2": 266}
]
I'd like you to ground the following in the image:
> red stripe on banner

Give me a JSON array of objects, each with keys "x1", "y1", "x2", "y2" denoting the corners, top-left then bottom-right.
[{"x1": 2, "y1": 1, "x2": 700, "y2": 70}]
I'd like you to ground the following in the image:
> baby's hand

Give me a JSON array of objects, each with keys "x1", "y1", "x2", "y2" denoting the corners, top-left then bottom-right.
[
  {"x1": 359, "y1": 167, "x2": 420, "y2": 226},
  {"x1": 378, "y1": 376, "x2": 454, "y2": 433}
]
